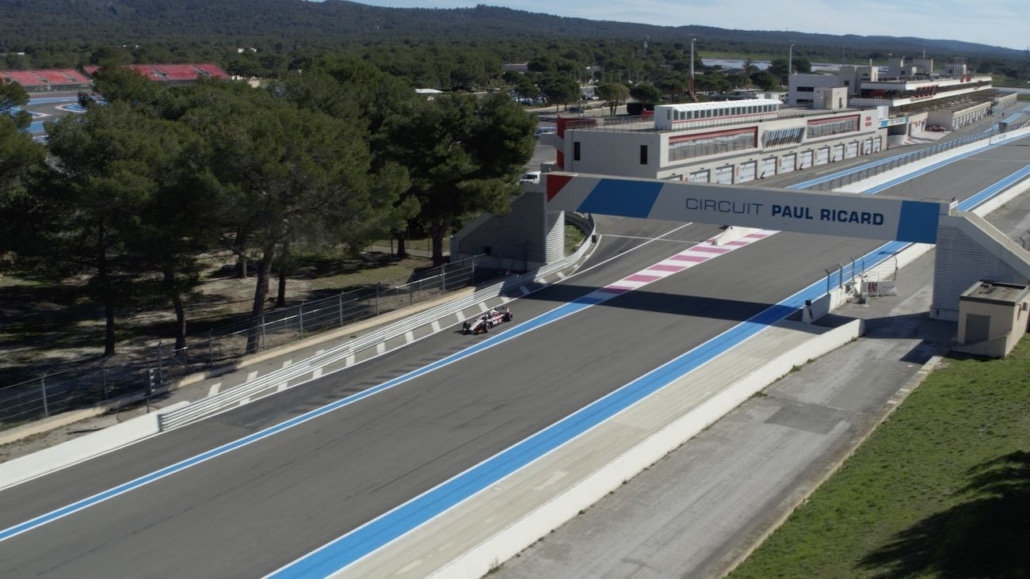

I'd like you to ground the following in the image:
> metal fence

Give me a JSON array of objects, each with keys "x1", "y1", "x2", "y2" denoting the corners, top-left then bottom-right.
[
  {"x1": 0, "y1": 254, "x2": 506, "y2": 427},
  {"x1": 810, "y1": 117, "x2": 1030, "y2": 193}
]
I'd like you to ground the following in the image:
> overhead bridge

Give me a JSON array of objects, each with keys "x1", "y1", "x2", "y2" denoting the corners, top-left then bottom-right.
[
  {"x1": 546, "y1": 171, "x2": 1030, "y2": 320},
  {"x1": 545, "y1": 172, "x2": 949, "y2": 243}
]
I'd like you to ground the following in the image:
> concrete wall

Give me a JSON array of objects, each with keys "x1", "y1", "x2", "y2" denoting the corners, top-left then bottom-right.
[
  {"x1": 452, "y1": 191, "x2": 550, "y2": 269},
  {"x1": 562, "y1": 129, "x2": 662, "y2": 178},
  {"x1": 956, "y1": 292, "x2": 1028, "y2": 358},
  {"x1": 0, "y1": 401, "x2": 189, "y2": 491},
  {"x1": 933, "y1": 214, "x2": 1030, "y2": 320}
]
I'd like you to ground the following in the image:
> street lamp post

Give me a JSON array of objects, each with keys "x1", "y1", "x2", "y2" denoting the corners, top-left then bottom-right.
[
  {"x1": 689, "y1": 38, "x2": 696, "y2": 95},
  {"x1": 787, "y1": 42, "x2": 795, "y2": 94}
]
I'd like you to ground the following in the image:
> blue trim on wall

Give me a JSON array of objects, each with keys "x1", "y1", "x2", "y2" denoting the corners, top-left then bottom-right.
[
  {"x1": 578, "y1": 179, "x2": 663, "y2": 219},
  {"x1": 897, "y1": 201, "x2": 942, "y2": 243}
]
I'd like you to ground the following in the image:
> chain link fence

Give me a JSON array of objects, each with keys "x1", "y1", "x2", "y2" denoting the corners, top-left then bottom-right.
[{"x1": 0, "y1": 254, "x2": 507, "y2": 427}]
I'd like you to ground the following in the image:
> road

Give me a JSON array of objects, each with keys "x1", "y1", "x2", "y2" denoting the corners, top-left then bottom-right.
[{"x1": 0, "y1": 117, "x2": 1026, "y2": 577}]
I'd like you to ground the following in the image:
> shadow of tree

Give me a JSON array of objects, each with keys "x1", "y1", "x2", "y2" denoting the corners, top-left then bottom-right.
[{"x1": 858, "y1": 451, "x2": 1030, "y2": 578}]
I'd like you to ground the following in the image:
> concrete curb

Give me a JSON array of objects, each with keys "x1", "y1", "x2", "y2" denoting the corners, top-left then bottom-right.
[
  {"x1": 0, "y1": 401, "x2": 190, "y2": 491},
  {"x1": 0, "y1": 389, "x2": 162, "y2": 448}
]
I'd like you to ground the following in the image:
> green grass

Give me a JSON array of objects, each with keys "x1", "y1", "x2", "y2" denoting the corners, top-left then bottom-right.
[
  {"x1": 731, "y1": 342, "x2": 1030, "y2": 578},
  {"x1": 565, "y1": 224, "x2": 586, "y2": 256}
]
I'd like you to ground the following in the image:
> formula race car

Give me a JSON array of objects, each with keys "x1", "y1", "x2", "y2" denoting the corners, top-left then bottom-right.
[{"x1": 462, "y1": 307, "x2": 514, "y2": 335}]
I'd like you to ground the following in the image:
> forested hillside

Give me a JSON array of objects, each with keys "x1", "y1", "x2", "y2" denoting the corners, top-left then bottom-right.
[{"x1": 0, "y1": 0, "x2": 1024, "y2": 67}]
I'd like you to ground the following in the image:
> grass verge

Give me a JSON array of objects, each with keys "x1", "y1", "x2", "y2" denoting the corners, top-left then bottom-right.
[{"x1": 731, "y1": 342, "x2": 1030, "y2": 578}]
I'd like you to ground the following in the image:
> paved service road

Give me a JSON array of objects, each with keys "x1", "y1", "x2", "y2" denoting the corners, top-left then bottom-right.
[{"x1": 0, "y1": 120, "x2": 1026, "y2": 577}]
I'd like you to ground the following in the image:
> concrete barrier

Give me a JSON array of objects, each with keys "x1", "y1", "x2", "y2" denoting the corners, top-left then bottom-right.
[{"x1": 0, "y1": 401, "x2": 189, "y2": 491}]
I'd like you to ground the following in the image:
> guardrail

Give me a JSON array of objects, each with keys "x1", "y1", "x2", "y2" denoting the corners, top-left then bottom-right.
[{"x1": 157, "y1": 216, "x2": 598, "y2": 431}]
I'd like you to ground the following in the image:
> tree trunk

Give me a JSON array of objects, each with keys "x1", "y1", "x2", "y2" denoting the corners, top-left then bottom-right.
[
  {"x1": 103, "y1": 296, "x2": 116, "y2": 357},
  {"x1": 275, "y1": 240, "x2": 289, "y2": 308},
  {"x1": 396, "y1": 235, "x2": 407, "y2": 259},
  {"x1": 246, "y1": 245, "x2": 276, "y2": 353},
  {"x1": 97, "y1": 221, "x2": 116, "y2": 357},
  {"x1": 234, "y1": 227, "x2": 249, "y2": 279},
  {"x1": 164, "y1": 267, "x2": 187, "y2": 352},
  {"x1": 276, "y1": 267, "x2": 287, "y2": 308},
  {"x1": 236, "y1": 253, "x2": 248, "y2": 279},
  {"x1": 429, "y1": 218, "x2": 451, "y2": 267}
]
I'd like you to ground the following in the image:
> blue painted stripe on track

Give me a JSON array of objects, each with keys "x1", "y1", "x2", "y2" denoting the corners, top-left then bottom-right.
[
  {"x1": 26, "y1": 96, "x2": 80, "y2": 105},
  {"x1": 962, "y1": 164, "x2": 1030, "y2": 210}
]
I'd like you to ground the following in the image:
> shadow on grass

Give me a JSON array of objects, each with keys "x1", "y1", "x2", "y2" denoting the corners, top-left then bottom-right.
[{"x1": 858, "y1": 451, "x2": 1030, "y2": 578}]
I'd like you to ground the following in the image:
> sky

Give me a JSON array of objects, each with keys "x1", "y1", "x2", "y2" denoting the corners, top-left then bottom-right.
[{"x1": 339, "y1": 1, "x2": 1030, "y2": 51}]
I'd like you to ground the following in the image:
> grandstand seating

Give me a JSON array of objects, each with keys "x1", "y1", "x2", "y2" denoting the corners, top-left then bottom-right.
[
  {"x1": 37, "y1": 69, "x2": 90, "y2": 86},
  {"x1": 194, "y1": 64, "x2": 229, "y2": 79},
  {"x1": 64, "y1": 63, "x2": 229, "y2": 86},
  {"x1": 153, "y1": 64, "x2": 201, "y2": 81},
  {"x1": 2, "y1": 71, "x2": 45, "y2": 88}
]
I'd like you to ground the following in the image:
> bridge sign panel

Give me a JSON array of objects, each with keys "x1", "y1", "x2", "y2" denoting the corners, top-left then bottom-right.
[{"x1": 546, "y1": 172, "x2": 949, "y2": 244}]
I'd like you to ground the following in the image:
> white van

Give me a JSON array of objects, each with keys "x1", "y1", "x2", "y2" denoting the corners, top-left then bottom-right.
[
  {"x1": 520, "y1": 171, "x2": 541, "y2": 185},
  {"x1": 535, "y1": 126, "x2": 557, "y2": 139}
]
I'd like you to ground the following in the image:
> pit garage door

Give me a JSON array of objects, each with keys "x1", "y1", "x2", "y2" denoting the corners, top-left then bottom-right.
[
  {"x1": 816, "y1": 147, "x2": 830, "y2": 166},
  {"x1": 873, "y1": 138, "x2": 882, "y2": 153},
  {"x1": 688, "y1": 169, "x2": 710, "y2": 183},
  {"x1": 738, "y1": 160, "x2": 757, "y2": 183},
  {"x1": 715, "y1": 165, "x2": 734, "y2": 184},
  {"x1": 779, "y1": 153, "x2": 796, "y2": 174},
  {"x1": 845, "y1": 142, "x2": 859, "y2": 158},
  {"x1": 799, "y1": 150, "x2": 814, "y2": 170},
  {"x1": 760, "y1": 157, "x2": 777, "y2": 179},
  {"x1": 862, "y1": 138, "x2": 873, "y2": 155},
  {"x1": 831, "y1": 144, "x2": 844, "y2": 162}
]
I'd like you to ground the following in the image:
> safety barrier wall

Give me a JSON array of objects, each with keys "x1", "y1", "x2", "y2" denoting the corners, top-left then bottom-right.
[
  {"x1": 0, "y1": 401, "x2": 188, "y2": 491},
  {"x1": 157, "y1": 217, "x2": 598, "y2": 431}
]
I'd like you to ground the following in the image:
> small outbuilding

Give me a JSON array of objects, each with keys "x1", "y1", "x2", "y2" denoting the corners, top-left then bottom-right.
[{"x1": 953, "y1": 280, "x2": 1030, "y2": 358}]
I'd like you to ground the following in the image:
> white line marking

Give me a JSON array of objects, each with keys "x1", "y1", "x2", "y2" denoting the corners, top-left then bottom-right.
[
  {"x1": 246, "y1": 371, "x2": 258, "y2": 382},
  {"x1": 207, "y1": 383, "x2": 221, "y2": 397}
]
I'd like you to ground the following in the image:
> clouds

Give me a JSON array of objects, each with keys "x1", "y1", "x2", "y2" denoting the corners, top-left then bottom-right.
[{"x1": 344, "y1": 0, "x2": 1027, "y2": 49}]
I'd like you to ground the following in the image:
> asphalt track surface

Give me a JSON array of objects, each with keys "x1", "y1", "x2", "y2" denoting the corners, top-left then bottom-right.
[{"x1": 0, "y1": 122, "x2": 1027, "y2": 577}]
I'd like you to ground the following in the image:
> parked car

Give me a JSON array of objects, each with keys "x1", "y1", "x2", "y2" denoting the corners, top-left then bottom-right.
[{"x1": 520, "y1": 171, "x2": 541, "y2": 185}]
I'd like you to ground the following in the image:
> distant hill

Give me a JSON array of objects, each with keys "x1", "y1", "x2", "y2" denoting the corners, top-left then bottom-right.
[{"x1": 0, "y1": 0, "x2": 1022, "y2": 61}]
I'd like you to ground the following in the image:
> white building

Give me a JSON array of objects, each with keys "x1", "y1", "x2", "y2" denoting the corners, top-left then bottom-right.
[
  {"x1": 542, "y1": 99, "x2": 886, "y2": 185},
  {"x1": 787, "y1": 57, "x2": 997, "y2": 135}
]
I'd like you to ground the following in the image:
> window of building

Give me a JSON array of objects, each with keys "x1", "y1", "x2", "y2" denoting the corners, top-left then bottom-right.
[
  {"x1": 640, "y1": 145, "x2": 648, "y2": 165},
  {"x1": 798, "y1": 86, "x2": 814, "y2": 92},
  {"x1": 574, "y1": 141, "x2": 581, "y2": 161},
  {"x1": 761, "y1": 127, "x2": 805, "y2": 148},
  {"x1": 668, "y1": 128, "x2": 757, "y2": 162},
  {"x1": 807, "y1": 115, "x2": 860, "y2": 138}
]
